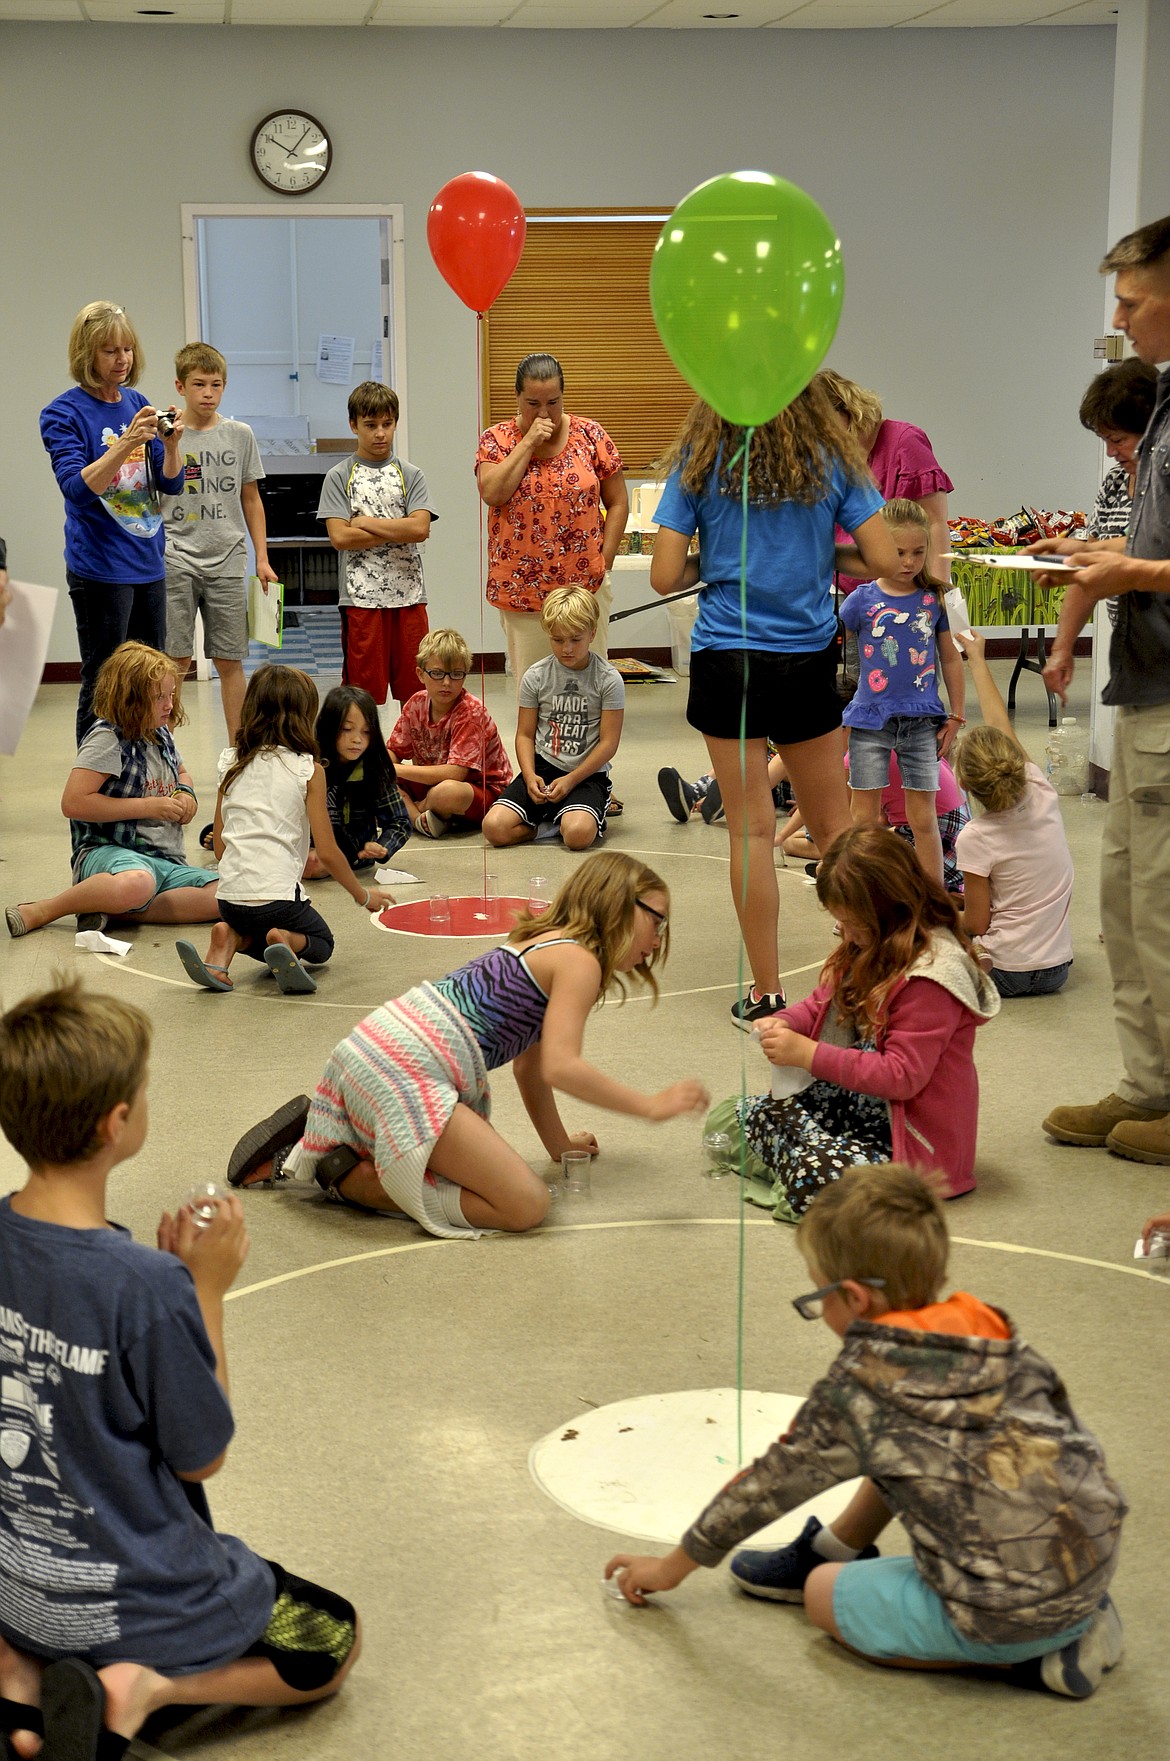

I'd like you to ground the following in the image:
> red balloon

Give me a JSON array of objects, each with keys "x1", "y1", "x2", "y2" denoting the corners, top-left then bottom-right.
[{"x1": 427, "y1": 172, "x2": 526, "y2": 314}]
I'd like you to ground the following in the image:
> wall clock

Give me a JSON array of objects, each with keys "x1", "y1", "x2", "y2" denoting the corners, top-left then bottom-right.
[{"x1": 250, "y1": 110, "x2": 332, "y2": 196}]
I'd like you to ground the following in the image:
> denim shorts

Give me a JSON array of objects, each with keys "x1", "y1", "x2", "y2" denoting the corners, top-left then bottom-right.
[
  {"x1": 832, "y1": 1556, "x2": 1090, "y2": 1665},
  {"x1": 76, "y1": 844, "x2": 217, "y2": 907},
  {"x1": 848, "y1": 716, "x2": 943, "y2": 793}
]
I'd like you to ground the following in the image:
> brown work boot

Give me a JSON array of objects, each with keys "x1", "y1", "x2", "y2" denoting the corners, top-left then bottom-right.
[
  {"x1": 1042, "y1": 1093, "x2": 1167, "y2": 1148},
  {"x1": 1106, "y1": 1115, "x2": 1170, "y2": 1166}
]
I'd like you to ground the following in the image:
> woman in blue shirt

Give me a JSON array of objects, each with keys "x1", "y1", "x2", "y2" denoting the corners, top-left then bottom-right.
[
  {"x1": 40, "y1": 301, "x2": 186, "y2": 740},
  {"x1": 651, "y1": 384, "x2": 898, "y2": 1029}
]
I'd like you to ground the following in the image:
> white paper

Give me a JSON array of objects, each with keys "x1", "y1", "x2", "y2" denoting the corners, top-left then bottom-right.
[
  {"x1": 941, "y1": 553, "x2": 1077, "y2": 572},
  {"x1": 374, "y1": 866, "x2": 420, "y2": 885},
  {"x1": 0, "y1": 580, "x2": 59, "y2": 756},
  {"x1": 75, "y1": 930, "x2": 132, "y2": 956},
  {"x1": 769, "y1": 1064, "x2": 815, "y2": 1101},
  {"x1": 943, "y1": 587, "x2": 974, "y2": 640},
  {"x1": 316, "y1": 335, "x2": 355, "y2": 386},
  {"x1": 371, "y1": 338, "x2": 384, "y2": 382}
]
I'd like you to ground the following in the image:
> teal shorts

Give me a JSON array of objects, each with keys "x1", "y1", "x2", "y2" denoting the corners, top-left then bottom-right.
[
  {"x1": 832, "y1": 1557, "x2": 1091, "y2": 1665},
  {"x1": 76, "y1": 845, "x2": 217, "y2": 911}
]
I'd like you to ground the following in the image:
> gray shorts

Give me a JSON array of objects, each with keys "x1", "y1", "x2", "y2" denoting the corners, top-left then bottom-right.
[{"x1": 166, "y1": 572, "x2": 249, "y2": 661}]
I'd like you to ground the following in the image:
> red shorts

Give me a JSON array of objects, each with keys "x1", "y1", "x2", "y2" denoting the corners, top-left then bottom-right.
[
  {"x1": 397, "y1": 775, "x2": 492, "y2": 826},
  {"x1": 340, "y1": 603, "x2": 429, "y2": 707}
]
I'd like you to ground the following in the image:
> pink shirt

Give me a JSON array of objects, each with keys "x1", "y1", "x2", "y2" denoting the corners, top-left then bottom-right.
[
  {"x1": 476, "y1": 415, "x2": 623, "y2": 614},
  {"x1": 389, "y1": 690, "x2": 513, "y2": 797},
  {"x1": 954, "y1": 764, "x2": 1073, "y2": 971},
  {"x1": 836, "y1": 419, "x2": 955, "y2": 593}
]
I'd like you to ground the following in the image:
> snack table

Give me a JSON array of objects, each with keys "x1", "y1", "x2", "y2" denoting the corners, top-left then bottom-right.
[{"x1": 948, "y1": 549, "x2": 1066, "y2": 728}]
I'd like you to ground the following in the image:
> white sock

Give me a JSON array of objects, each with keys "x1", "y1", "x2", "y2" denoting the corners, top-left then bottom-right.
[{"x1": 811, "y1": 1524, "x2": 861, "y2": 1563}]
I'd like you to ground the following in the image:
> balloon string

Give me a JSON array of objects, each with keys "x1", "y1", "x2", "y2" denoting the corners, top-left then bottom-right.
[
  {"x1": 476, "y1": 313, "x2": 488, "y2": 905},
  {"x1": 735, "y1": 429, "x2": 754, "y2": 1466}
]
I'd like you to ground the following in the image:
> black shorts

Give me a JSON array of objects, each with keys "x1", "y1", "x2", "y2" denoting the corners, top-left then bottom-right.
[
  {"x1": 686, "y1": 635, "x2": 843, "y2": 745},
  {"x1": 246, "y1": 1559, "x2": 357, "y2": 1692},
  {"x1": 218, "y1": 896, "x2": 335, "y2": 966},
  {"x1": 494, "y1": 751, "x2": 611, "y2": 833}
]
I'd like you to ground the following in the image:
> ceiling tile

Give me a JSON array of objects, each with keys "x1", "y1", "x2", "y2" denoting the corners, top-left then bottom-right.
[{"x1": 0, "y1": 0, "x2": 83, "y2": 14}]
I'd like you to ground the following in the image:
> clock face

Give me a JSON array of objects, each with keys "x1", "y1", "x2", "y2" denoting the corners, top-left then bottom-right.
[{"x1": 250, "y1": 111, "x2": 332, "y2": 196}]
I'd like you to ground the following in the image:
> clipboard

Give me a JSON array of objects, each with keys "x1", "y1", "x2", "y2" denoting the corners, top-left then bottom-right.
[{"x1": 247, "y1": 577, "x2": 284, "y2": 648}]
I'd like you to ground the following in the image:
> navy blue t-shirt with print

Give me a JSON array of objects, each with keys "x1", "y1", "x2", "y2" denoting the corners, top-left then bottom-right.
[{"x1": 0, "y1": 1199, "x2": 274, "y2": 1670}]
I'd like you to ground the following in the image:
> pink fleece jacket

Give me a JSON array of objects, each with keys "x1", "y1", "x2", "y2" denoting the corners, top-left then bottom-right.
[{"x1": 778, "y1": 932, "x2": 999, "y2": 1198}]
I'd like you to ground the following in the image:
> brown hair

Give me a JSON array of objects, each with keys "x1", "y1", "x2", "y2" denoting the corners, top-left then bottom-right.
[
  {"x1": 657, "y1": 378, "x2": 872, "y2": 507},
  {"x1": 796, "y1": 1162, "x2": 949, "y2": 1312},
  {"x1": 953, "y1": 725, "x2": 1027, "y2": 815},
  {"x1": 1100, "y1": 215, "x2": 1170, "y2": 276},
  {"x1": 0, "y1": 979, "x2": 151, "y2": 1168},
  {"x1": 68, "y1": 301, "x2": 143, "y2": 392},
  {"x1": 348, "y1": 381, "x2": 400, "y2": 423},
  {"x1": 92, "y1": 642, "x2": 185, "y2": 742},
  {"x1": 220, "y1": 666, "x2": 319, "y2": 797},
  {"x1": 816, "y1": 825, "x2": 972, "y2": 1036},
  {"x1": 175, "y1": 341, "x2": 227, "y2": 383},
  {"x1": 541, "y1": 586, "x2": 599, "y2": 638},
  {"x1": 416, "y1": 628, "x2": 473, "y2": 674},
  {"x1": 508, "y1": 850, "x2": 668, "y2": 1000},
  {"x1": 815, "y1": 369, "x2": 884, "y2": 437},
  {"x1": 881, "y1": 498, "x2": 944, "y2": 592},
  {"x1": 1078, "y1": 358, "x2": 1158, "y2": 437}
]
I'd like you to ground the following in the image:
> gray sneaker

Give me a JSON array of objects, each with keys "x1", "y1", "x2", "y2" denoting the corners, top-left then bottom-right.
[{"x1": 1040, "y1": 1596, "x2": 1124, "y2": 1698}]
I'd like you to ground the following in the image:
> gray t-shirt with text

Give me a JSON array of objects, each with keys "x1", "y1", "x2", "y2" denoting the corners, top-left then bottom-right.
[
  {"x1": 519, "y1": 653, "x2": 625, "y2": 773},
  {"x1": 162, "y1": 418, "x2": 264, "y2": 579}
]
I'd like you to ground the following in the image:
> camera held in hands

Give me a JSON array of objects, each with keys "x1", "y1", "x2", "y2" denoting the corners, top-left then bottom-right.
[{"x1": 156, "y1": 406, "x2": 177, "y2": 437}]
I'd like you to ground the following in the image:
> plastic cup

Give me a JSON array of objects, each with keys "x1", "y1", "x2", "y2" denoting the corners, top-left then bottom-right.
[
  {"x1": 527, "y1": 876, "x2": 551, "y2": 915},
  {"x1": 561, "y1": 1149, "x2": 592, "y2": 1197},
  {"x1": 186, "y1": 1182, "x2": 225, "y2": 1228},
  {"x1": 702, "y1": 1131, "x2": 735, "y2": 1180},
  {"x1": 475, "y1": 871, "x2": 500, "y2": 922},
  {"x1": 429, "y1": 893, "x2": 451, "y2": 928}
]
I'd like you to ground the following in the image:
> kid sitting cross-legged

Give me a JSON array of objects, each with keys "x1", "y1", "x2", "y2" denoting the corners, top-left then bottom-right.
[
  {"x1": 607, "y1": 1163, "x2": 1126, "y2": 1702},
  {"x1": 0, "y1": 981, "x2": 360, "y2": 1760},
  {"x1": 483, "y1": 586, "x2": 625, "y2": 852},
  {"x1": 389, "y1": 628, "x2": 512, "y2": 838}
]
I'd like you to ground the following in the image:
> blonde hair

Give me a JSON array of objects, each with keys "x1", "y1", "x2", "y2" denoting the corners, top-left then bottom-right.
[
  {"x1": 68, "y1": 301, "x2": 143, "y2": 392},
  {"x1": 220, "y1": 666, "x2": 319, "y2": 798},
  {"x1": 175, "y1": 341, "x2": 226, "y2": 382},
  {"x1": 657, "y1": 380, "x2": 872, "y2": 507},
  {"x1": 541, "y1": 586, "x2": 599, "y2": 638},
  {"x1": 815, "y1": 369, "x2": 884, "y2": 436},
  {"x1": 92, "y1": 643, "x2": 185, "y2": 742},
  {"x1": 0, "y1": 980, "x2": 151, "y2": 1168},
  {"x1": 508, "y1": 851, "x2": 667, "y2": 1000},
  {"x1": 953, "y1": 725, "x2": 1028, "y2": 815},
  {"x1": 796, "y1": 1163, "x2": 949, "y2": 1312},
  {"x1": 416, "y1": 628, "x2": 472, "y2": 674},
  {"x1": 882, "y1": 497, "x2": 944, "y2": 592}
]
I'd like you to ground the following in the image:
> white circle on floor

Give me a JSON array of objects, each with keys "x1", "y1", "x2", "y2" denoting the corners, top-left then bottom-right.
[{"x1": 529, "y1": 1387, "x2": 861, "y2": 1545}]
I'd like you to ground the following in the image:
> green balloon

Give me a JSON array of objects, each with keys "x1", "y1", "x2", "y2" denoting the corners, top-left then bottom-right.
[{"x1": 650, "y1": 171, "x2": 844, "y2": 427}]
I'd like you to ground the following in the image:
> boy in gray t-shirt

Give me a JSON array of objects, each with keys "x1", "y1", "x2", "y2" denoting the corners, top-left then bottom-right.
[
  {"x1": 163, "y1": 343, "x2": 276, "y2": 744},
  {"x1": 484, "y1": 587, "x2": 625, "y2": 852},
  {"x1": 317, "y1": 380, "x2": 437, "y2": 715}
]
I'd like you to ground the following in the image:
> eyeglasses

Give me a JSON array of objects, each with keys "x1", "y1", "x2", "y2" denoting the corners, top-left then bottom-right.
[
  {"x1": 422, "y1": 669, "x2": 467, "y2": 683},
  {"x1": 791, "y1": 1277, "x2": 886, "y2": 1322},
  {"x1": 636, "y1": 898, "x2": 668, "y2": 935}
]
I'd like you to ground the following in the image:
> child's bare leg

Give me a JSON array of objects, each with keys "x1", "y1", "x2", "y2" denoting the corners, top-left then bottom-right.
[
  {"x1": 303, "y1": 850, "x2": 329, "y2": 880},
  {"x1": 205, "y1": 920, "x2": 244, "y2": 975},
  {"x1": 824, "y1": 1477, "x2": 893, "y2": 1551},
  {"x1": 425, "y1": 779, "x2": 474, "y2": 820},
  {"x1": 482, "y1": 806, "x2": 535, "y2": 847},
  {"x1": 212, "y1": 658, "x2": 246, "y2": 745},
  {"x1": 428, "y1": 1103, "x2": 550, "y2": 1231},
  {"x1": 559, "y1": 808, "x2": 599, "y2": 851},
  {"x1": 138, "y1": 885, "x2": 222, "y2": 925},
  {"x1": 704, "y1": 735, "x2": 781, "y2": 995},
  {"x1": 11, "y1": 870, "x2": 156, "y2": 932},
  {"x1": 904, "y1": 790, "x2": 945, "y2": 885},
  {"x1": 0, "y1": 1633, "x2": 44, "y2": 1759},
  {"x1": 802, "y1": 1566, "x2": 963, "y2": 1670},
  {"x1": 849, "y1": 787, "x2": 884, "y2": 828},
  {"x1": 98, "y1": 1619, "x2": 361, "y2": 1741},
  {"x1": 266, "y1": 928, "x2": 308, "y2": 955},
  {"x1": 777, "y1": 730, "x2": 852, "y2": 855}
]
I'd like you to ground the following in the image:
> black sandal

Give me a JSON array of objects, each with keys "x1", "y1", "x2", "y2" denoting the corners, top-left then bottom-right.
[
  {"x1": 227, "y1": 1096, "x2": 311, "y2": 1187},
  {"x1": 39, "y1": 1659, "x2": 129, "y2": 1761},
  {"x1": 198, "y1": 823, "x2": 215, "y2": 852}
]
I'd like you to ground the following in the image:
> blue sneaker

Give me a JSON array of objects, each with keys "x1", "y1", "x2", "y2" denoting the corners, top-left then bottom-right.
[
  {"x1": 1040, "y1": 1596, "x2": 1124, "y2": 1698},
  {"x1": 730, "y1": 1516, "x2": 878, "y2": 1602}
]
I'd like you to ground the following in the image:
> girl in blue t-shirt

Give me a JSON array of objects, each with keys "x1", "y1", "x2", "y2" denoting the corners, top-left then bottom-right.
[
  {"x1": 840, "y1": 499, "x2": 966, "y2": 887},
  {"x1": 650, "y1": 383, "x2": 899, "y2": 1030}
]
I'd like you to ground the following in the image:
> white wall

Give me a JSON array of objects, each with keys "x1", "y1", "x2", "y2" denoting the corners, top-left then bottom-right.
[{"x1": 2, "y1": 20, "x2": 1114, "y2": 662}]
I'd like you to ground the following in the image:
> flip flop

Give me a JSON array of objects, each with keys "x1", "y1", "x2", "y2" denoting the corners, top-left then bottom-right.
[
  {"x1": 176, "y1": 941, "x2": 233, "y2": 992},
  {"x1": 39, "y1": 1659, "x2": 127, "y2": 1761},
  {"x1": 0, "y1": 1695, "x2": 43, "y2": 1748},
  {"x1": 228, "y1": 1095, "x2": 311, "y2": 1187},
  {"x1": 263, "y1": 944, "x2": 317, "y2": 994},
  {"x1": 198, "y1": 823, "x2": 215, "y2": 851}
]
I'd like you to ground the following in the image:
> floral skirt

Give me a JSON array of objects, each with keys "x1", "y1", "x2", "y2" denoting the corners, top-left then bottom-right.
[{"x1": 737, "y1": 1077, "x2": 892, "y2": 1220}]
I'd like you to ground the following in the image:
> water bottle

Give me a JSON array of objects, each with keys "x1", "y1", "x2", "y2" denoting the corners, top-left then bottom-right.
[{"x1": 1046, "y1": 717, "x2": 1089, "y2": 797}]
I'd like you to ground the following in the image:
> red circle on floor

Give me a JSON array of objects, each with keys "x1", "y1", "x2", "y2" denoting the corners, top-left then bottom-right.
[{"x1": 373, "y1": 896, "x2": 532, "y2": 938}]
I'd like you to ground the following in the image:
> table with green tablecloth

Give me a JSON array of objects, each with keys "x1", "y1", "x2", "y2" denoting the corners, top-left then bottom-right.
[{"x1": 949, "y1": 549, "x2": 1071, "y2": 728}]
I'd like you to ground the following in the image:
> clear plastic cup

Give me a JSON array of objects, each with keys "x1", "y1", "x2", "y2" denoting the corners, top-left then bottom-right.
[
  {"x1": 702, "y1": 1131, "x2": 735, "y2": 1180},
  {"x1": 186, "y1": 1182, "x2": 225, "y2": 1228},
  {"x1": 561, "y1": 1149, "x2": 592, "y2": 1196},
  {"x1": 429, "y1": 893, "x2": 451, "y2": 928},
  {"x1": 527, "y1": 876, "x2": 551, "y2": 915},
  {"x1": 475, "y1": 872, "x2": 500, "y2": 923}
]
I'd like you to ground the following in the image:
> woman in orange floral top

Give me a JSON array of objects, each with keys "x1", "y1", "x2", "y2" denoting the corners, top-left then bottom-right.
[{"x1": 477, "y1": 353, "x2": 629, "y2": 692}]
